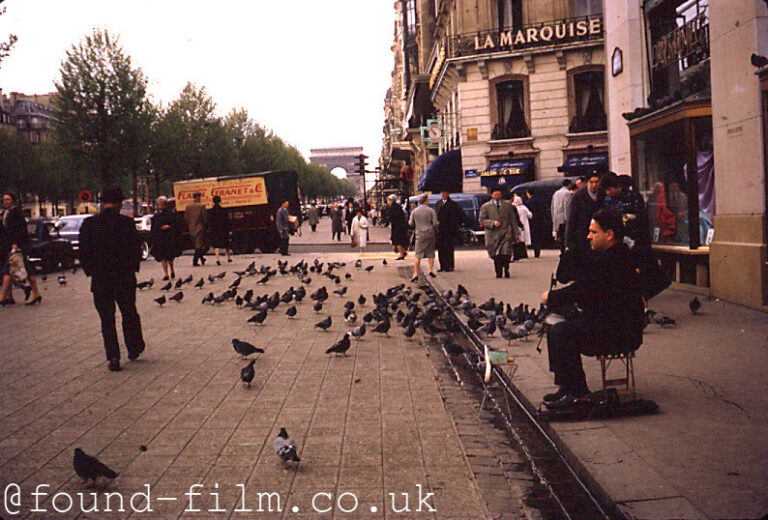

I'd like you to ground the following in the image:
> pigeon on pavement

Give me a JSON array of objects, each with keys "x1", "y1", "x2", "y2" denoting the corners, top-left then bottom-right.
[
  {"x1": 689, "y1": 296, "x2": 701, "y2": 315},
  {"x1": 194, "y1": 278, "x2": 204, "y2": 288},
  {"x1": 326, "y1": 333, "x2": 352, "y2": 356},
  {"x1": 153, "y1": 295, "x2": 166, "y2": 306},
  {"x1": 232, "y1": 339, "x2": 264, "y2": 358},
  {"x1": 169, "y1": 291, "x2": 184, "y2": 302},
  {"x1": 286, "y1": 305, "x2": 297, "y2": 318},
  {"x1": 240, "y1": 360, "x2": 255, "y2": 388},
  {"x1": 136, "y1": 279, "x2": 154, "y2": 290},
  {"x1": 248, "y1": 310, "x2": 268, "y2": 326},
  {"x1": 73, "y1": 448, "x2": 118, "y2": 486},
  {"x1": 315, "y1": 316, "x2": 332, "y2": 331},
  {"x1": 160, "y1": 282, "x2": 172, "y2": 291},
  {"x1": 274, "y1": 428, "x2": 301, "y2": 469}
]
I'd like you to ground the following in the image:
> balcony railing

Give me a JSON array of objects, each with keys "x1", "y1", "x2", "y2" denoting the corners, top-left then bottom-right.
[{"x1": 447, "y1": 15, "x2": 603, "y2": 59}]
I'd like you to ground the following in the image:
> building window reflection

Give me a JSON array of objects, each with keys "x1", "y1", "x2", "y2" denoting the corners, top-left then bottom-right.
[
  {"x1": 569, "y1": 69, "x2": 607, "y2": 133},
  {"x1": 572, "y1": 0, "x2": 602, "y2": 17},
  {"x1": 492, "y1": 79, "x2": 530, "y2": 139}
]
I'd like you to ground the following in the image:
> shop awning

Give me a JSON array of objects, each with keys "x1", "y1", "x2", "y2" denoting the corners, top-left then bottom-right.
[
  {"x1": 418, "y1": 149, "x2": 462, "y2": 193},
  {"x1": 557, "y1": 153, "x2": 608, "y2": 173}
]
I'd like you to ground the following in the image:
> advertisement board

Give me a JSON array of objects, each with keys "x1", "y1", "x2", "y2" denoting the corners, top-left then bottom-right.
[{"x1": 174, "y1": 177, "x2": 268, "y2": 211}]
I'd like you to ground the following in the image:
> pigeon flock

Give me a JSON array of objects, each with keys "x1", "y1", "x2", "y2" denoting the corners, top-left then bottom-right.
[{"x1": 66, "y1": 253, "x2": 695, "y2": 488}]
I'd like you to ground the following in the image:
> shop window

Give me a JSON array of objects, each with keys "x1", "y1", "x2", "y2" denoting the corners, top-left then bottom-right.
[
  {"x1": 497, "y1": 0, "x2": 522, "y2": 30},
  {"x1": 491, "y1": 79, "x2": 530, "y2": 140},
  {"x1": 633, "y1": 115, "x2": 713, "y2": 248},
  {"x1": 572, "y1": 0, "x2": 602, "y2": 17},
  {"x1": 569, "y1": 69, "x2": 606, "y2": 133}
]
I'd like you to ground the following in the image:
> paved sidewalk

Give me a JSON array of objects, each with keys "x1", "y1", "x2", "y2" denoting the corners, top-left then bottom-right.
[
  {"x1": 426, "y1": 249, "x2": 768, "y2": 520},
  {"x1": 1, "y1": 253, "x2": 492, "y2": 519}
]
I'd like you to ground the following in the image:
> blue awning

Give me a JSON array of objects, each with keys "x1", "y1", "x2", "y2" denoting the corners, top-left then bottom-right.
[
  {"x1": 481, "y1": 159, "x2": 532, "y2": 177},
  {"x1": 557, "y1": 153, "x2": 608, "y2": 173},
  {"x1": 418, "y1": 149, "x2": 462, "y2": 193}
]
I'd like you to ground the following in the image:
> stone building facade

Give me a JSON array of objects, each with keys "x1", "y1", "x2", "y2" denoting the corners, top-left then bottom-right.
[
  {"x1": 604, "y1": 0, "x2": 768, "y2": 309},
  {"x1": 382, "y1": 0, "x2": 609, "y2": 195}
]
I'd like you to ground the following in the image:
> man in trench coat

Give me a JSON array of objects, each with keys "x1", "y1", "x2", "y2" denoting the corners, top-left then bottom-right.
[
  {"x1": 478, "y1": 187, "x2": 520, "y2": 278},
  {"x1": 184, "y1": 192, "x2": 207, "y2": 266}
]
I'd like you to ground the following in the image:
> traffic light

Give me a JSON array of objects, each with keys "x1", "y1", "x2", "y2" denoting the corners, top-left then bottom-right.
[{"x1": 356, "y1": 154, "x2": 368, "y2": 175}]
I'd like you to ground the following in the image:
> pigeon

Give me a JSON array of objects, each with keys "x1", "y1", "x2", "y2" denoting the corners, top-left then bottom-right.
[
  {"x1": 350, "y1": 323, "x2": 366, "y2": 340},
  {"x1": 372, "y1": 319, "x2": 390, "y2": 336},
  {"x1": 182, "y1": 274, "x2": 192, "y2": 284},
  {"x1": 229, "y1": 277, "x2": 242, "y2": 289},
  {"x1": 208, "y1": 274, "x2": 216, "y2": 283},
  {"x1": 215, "y1": 271, "x2": 226, "y2": 279},
  {"x1": 404, "y1": 323, "x2": 416, "y2": 340},
  {"x1": 174, "y1": 279, "x2": 183, "y2": 289},
  {"x1": 365, "y1": 266, "x2": 374, "y2": 272},
  {"x1": 334, "y1": 287, "x2": 347, "y2": 297},
  {"x1": 479, "y1": 320, "x2": 496, "y2": 336},
  {"x1": 243, "y1": 289, "x2": 254, "y2": 302},
  {"x1": 689, "y1": 296, "x2": 701, "y2": 315},
  {"x1": 240, "y1": 360, "x2": 256, "y2": 388},
  {"x1": 457, "y1": 284, "x2": 468, "y2": 296},
  {"x1": 313, "y1": 301, "x2": 323, "y2": 313},
  {"x1": 201, "y1": 292, "x2": 214, "y2": 304},
  {"x1": 274, "y1": 427, "x2": 301, "y2": 468},
  {"x1": 648, "y1": 310, "x2": 677, "y2": 327},
  {"x1": 358, "y1": 295, "x2": 366, "y2": 306},
  {"x1": 345, "y1": 272, "x2": 352, "y2": 280},
  {"x1": 194, "y1": 278, "x2": 204, "y2": 289},
  {"x1": 382, "y1": 259, "x2": 387, "y2": 265},
  {"x1": 169, "y1": 291, "x2": 184, "y2": 302},
  {"x1": 315, "y1": 316, "x2": 332, "y2": 331},
  {"x1": 326, "y1": 333, "x2": 352, "y2": 356},
  {"x1": 362, "y1": 312, "x2": 373, "y2": 323},
  {"x1": 160, "y1": 282, "x2": 172, "y2": 291},
  {"x1": 285, "y1": 305, "x2": 297, "y2": 318},
  {"x1": 153, "y1": 295, "x2": 166, "y2": 306},
  {"x1": 248, "y1": 310, "x2": 268, "y2": 325},
  {"x1": 355, "y1": 259, "x2": 362, "y2": 269},
  {"x1": 232, "y1": 339, "x2": 264, "y2": 358},
  {"x1": 235, "y1": 296, "x2": 244, "y2": 307},
  {"x1": 344, "y1": 311, "x2": 357, "y2": 325},
  {"x1": 136, "y1": 279, "x2": 154, "y2": 290},
  {"x1": 73, "y1": 448, "x2": 118, "y2": 486},
  {"x1": 57, "y1": 275, "x2": 67, "y2": 286}
]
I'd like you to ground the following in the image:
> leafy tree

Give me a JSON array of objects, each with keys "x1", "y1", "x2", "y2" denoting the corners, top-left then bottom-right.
[{"x1": 52, "y1": 29, "x2": 152, "y2": 195}]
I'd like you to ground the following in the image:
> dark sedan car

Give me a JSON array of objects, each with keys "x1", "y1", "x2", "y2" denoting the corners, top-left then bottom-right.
[{"x1": 26, "y1": 219, "x2": 76, "y2": 273}]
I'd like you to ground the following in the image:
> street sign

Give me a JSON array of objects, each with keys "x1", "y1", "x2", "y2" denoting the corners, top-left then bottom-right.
[{"x1": 79, "y1": 190, "x2": 92, "y2": 203}]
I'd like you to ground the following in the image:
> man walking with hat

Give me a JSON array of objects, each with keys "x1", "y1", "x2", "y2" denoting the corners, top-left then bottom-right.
[
  {"x1": 79, "y1": 187, "x2": 146, "y2": 372},
  {"x1": 478, "y1": 187, "x2": 520, "y2": 278}
]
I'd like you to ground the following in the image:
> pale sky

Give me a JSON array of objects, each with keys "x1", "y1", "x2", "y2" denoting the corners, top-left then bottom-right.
[{"x1": 0, "y1": 0, "x2": 395, "y2": 171}]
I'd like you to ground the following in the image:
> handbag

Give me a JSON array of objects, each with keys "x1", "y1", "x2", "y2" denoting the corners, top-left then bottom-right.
[
  {"x1": 350, "y1": 235, "x2": 357, "y2": 248},
  {"x1": 512, "y1": 241, "x2": 527, "y2": 260},
  {"x1": 7, "y1": 251, "x2": 29, "y2": 288}
]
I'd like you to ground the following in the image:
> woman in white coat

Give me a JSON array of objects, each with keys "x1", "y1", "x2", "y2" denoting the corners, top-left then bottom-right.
[
  {"x1": 351, "y1": 209, "x2": 369, "y2": 253},
  {"x1": 512, "y1": 195, "x2": 532, "y2": 247}
]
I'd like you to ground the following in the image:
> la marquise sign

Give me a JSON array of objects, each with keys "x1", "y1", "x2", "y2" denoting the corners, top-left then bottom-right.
[{"x1": 458, "y1": 17, "x2": 603, "y2": 57}]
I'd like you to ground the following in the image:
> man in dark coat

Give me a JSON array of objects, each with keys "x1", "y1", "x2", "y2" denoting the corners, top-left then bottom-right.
[
  {"x1": 565, "y1": 171, "x2": 605, "y2": 271},
  {"x1": 329, "y1": 203, "x2": 343, "y2": 241},
  {"x1": 79, "y1": 187, "x2": 145, "y2": 372},
  {"x1": 435, "y1": 190, "x2": 466, "y2": 272},
  {"x1": 523, "y1": 188, "x2": 546, "y2": 258},
  {"x1": 184, "y1": 192, "x2": 207, "y2": 266},
  {"x1": 541, "y1": 209, "x2": 644, "y2": 408}
]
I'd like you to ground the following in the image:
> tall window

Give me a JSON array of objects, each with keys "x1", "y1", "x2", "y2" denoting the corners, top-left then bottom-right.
[
  {"x1": 572, "y1": 0, "x2": 602, "y2": 17},
  {"x1": 493, "y1": 80, "x2": 530, "y2": 139},
  {"x1": 497, "y1": 0, "x2": 522, "y2": 30},
  {"x1": 405, "y1": 0, "x2": 417, "y2": 35},
  {"x1": 570, "y1": 70, "x2": 606, "y2": 133}
]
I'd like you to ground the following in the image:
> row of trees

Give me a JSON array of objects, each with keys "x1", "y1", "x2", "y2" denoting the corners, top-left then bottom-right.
[{"x1": 1, "y1": 29, "x2": 357, "y2": 212}]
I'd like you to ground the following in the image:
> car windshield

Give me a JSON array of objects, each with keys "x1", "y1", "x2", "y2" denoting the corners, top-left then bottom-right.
[
  {"x1": 457, "y1": 199, "x2": 475, "y2": 210},
  {"x1": 58, "y1": 218, "x2": 86, "y2": 232}
]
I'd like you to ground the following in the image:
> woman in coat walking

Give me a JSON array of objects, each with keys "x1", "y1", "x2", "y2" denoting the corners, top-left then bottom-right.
[
  {"x1": 408, "y1": 193, "x2": 438, "y2": 281},
  {"x1": 478, "y1": 187, "x2": 520, "y2": 278},
  {"x1": 150, "y1": 196, "x2": 181, "y2": 280},
  {"x1": 351, "y1": 208, "x2": 369, "y2": 254},
  {"x1": 512, "y1": 194, "x2": 532, "y2": 260},
  {"x1": 207, "y1": 195, "x2": 232, "y2": 265},
  {"x1": 0, "y1": 191, "x2": 42, "y2": 305},
  {"x1": 386, "y1": 194, "x2": 409, "y2": 260}
]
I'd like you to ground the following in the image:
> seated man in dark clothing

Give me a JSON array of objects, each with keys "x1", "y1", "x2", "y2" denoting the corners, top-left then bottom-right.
[{"x1": 541, "y1": 209, "x2": 644, "y2": 409}]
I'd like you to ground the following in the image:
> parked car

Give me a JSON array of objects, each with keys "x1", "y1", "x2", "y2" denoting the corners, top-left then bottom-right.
[
  {"x1": 55, "y1": 214, "x2": 93, "y2": 258},
  {"x1": 25, "y1": 219, "x2": 75, "y2": 273},
  {"x1": 407, "y1": 193, "x2": 492, "y2": 245}
]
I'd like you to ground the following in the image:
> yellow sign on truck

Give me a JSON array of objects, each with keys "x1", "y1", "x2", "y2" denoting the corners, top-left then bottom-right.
[{"x1": 173, "y1": 176, "x2": 268, "y2": 211}]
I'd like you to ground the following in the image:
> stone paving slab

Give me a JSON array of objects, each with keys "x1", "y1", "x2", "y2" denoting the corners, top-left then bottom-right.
[
  {"x1": 426, "y1": 249, "x2": 768, "y2": 520},
  {"x1": 0, "y1": 252, "x2": 493, "y2": 519}
]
